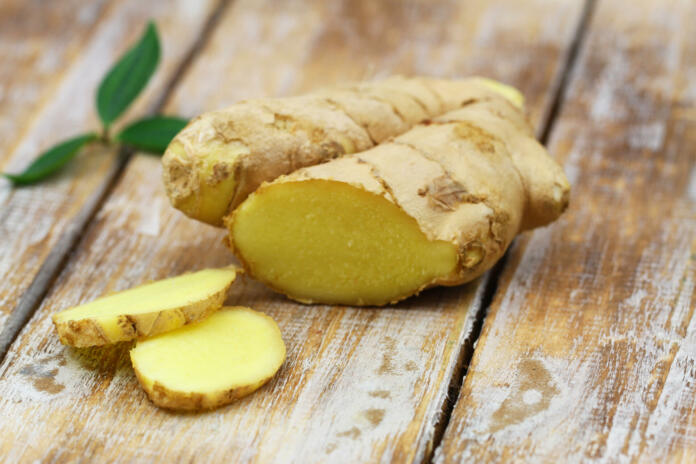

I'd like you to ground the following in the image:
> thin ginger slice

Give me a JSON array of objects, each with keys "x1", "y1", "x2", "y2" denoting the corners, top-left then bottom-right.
[
  {"x1": 130, "y1": 306, "x2": 286, "y2": 411},
  {"x1": 52, "y1": 267, "x2": 237, "y2": 347}
]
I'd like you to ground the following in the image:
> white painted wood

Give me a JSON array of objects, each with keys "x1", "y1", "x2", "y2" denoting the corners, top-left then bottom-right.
[{"x1": 435, "y1": 0, "x2": 696, "y2": 461}]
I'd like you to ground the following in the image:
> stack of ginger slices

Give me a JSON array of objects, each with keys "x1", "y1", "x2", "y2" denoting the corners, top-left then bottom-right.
[{"x1": 52, "y1": 268, "x2": 285, "y2": 411}]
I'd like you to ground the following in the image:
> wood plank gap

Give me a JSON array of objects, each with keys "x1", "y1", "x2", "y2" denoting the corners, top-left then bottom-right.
[
  {"x1": 425, "y1": 2, "x2": 597, "y2": 460},
  {"x1": 0, "y1": 0, "x2": 233, "y2": 365},
  {"x1": 538, "y1": 0, "x2": 597, "y2": 144},
  {"x1": 424, "y1": 256, "x2": 509, "y2": 463}
]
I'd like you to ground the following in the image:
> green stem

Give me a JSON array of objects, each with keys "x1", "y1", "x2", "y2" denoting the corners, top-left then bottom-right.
[{"x1": 100, "y1": 126, "x2": 111, "y2": 144}]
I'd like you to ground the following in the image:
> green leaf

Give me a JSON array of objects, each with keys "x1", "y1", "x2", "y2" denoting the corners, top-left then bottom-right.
[
  {"x1": 116, "y1": 116, "x2": 188, "y2": 154},
  {"x1": 3, "y1": 133, "x2": 98, "y2": 185},
  {"x1": 97, "y1": 21, "x2": 161, "y2": 128}
]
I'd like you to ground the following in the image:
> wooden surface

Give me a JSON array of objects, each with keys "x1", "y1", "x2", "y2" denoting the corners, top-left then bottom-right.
[
  {"x1": 435, "y1": 0, "x2": 696, "y2": 462},
  {"x1": 0, "y1": 0, "x2": 693, "y2": 462},
  {"x1": 0, "y1": 0, "x2": 583, "y2": 462}
]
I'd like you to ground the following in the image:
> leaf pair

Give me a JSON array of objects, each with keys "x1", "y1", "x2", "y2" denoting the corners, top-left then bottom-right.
[{"x1": 4, "y1": 21, "x2": 188, "y2": 186}]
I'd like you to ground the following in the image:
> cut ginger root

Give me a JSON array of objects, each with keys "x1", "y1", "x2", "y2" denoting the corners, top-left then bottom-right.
[
  {"x1": 52, "y1": 267, "x2": 237, "y2": 347},
  {"x1": 227, "y1": 93, "x2": 570, "y2": 306},
  {"x1": 130, "y1": 306, "x2": 286, "y2": 411}
]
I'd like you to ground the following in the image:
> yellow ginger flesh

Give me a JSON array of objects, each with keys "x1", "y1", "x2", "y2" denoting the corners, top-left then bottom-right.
[
  {"x1": 230, "y1": 180, "x2": 458, "y2": 305},
  {"x1": 131, "y1": 306, "x2": 286, "y2": 411}
]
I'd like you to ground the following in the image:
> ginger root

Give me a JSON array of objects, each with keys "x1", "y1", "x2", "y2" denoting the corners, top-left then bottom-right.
[
  {"x1": 52, "y1": 267, "x2": 237, "y2": 347},
  {"x1": 162, "y1": 76, "x2": 523, "y2": 226},
  {"x1": 226, "y1": 94, "x2": 569, "y2": 306},
  {"x1": 130, "y1": 306, "x2": 286, "y2": 411}
]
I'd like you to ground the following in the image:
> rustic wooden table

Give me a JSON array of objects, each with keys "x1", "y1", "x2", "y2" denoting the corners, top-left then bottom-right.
[{"x1": 0, "y1": 0, "x2": 694, "y2": 462}]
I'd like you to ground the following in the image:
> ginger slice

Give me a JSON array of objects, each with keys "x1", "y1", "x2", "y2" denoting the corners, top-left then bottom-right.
[
  {"x1": 52, "y1": 267, "x2": 237, "y2": 347},
  {"x1": 130, "y1": 306, "x2": 286, "y2": 411}
]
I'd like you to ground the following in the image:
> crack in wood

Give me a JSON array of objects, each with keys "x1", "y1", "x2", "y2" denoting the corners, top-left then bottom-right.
[
  {"x1": 424, "y1": 255, "x2": 507, "y2": 463},
  {"x1": 539, "y1": 0, "x2": 597, "y2": 145}
]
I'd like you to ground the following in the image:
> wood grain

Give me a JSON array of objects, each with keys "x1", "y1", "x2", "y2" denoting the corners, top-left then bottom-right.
[
  {"x1": 0, "y1": 0, "x2": 585, "y2": 462},
  {"x1": 435, "y1": 0, "x2": 696, "y2": 462},
  {"x1": 0, "y1": 0, "x2": 221, "y2": 337},
  {"x1": 0, "y1": 0, "x2": 112, "y2": 166}
]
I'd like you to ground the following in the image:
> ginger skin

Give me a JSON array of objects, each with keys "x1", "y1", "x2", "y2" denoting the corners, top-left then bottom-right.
[{"x1": 162, "y1": 76, "x2": 524, "y2": 226}]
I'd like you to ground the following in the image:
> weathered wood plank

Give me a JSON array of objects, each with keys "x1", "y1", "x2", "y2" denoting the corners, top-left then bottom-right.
[
  {"x1": 0, "y1": 0, "x2": 222, "y2": 337},
  {"x1": 0, "y1": 0, "x2": 584, "y2": 461},
  {"x1": 435, "y1": 0, "x2": 696, "y2": 462},
  {"x1": 0, "y1": 0, "x2": 111, "y2": 165}
]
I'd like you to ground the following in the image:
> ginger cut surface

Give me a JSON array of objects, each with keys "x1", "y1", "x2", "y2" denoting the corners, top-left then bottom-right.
[
  {"x1": 162, "y1": 76, "x2": 523, "y2": 226},
  {"x1": 52, "y1": 267, "x2": 237, "y2": 347},
  {"x1": 130, "y1": 307, "x2": 286, "y2": 411},
  {"x1": 227, "y1": 96, "x2": 569, "y2": 306},
  {"x1": 230, "y1": 179, "x2": 459, "y2": 305}
]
